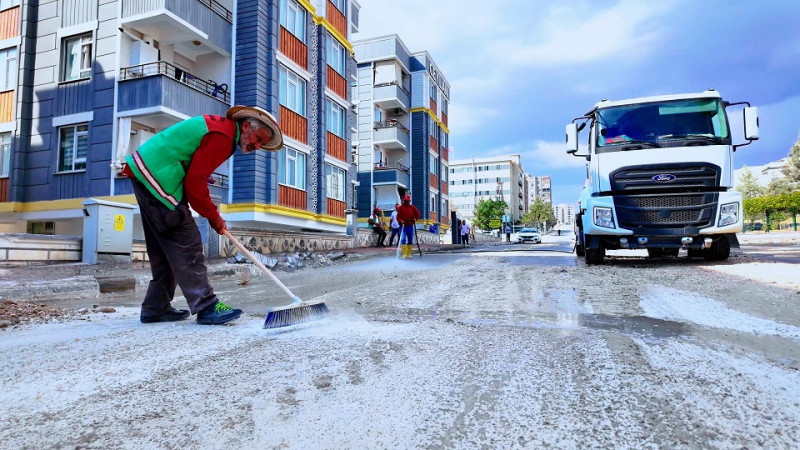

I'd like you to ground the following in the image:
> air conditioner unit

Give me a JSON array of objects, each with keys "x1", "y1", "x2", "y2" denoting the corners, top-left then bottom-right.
[
  {"x1": 393, "y1": 108, "x2": 402, "y2": 115},
  {"x1": 129, "y1": 130, "x2": 155, "y2": 152}
]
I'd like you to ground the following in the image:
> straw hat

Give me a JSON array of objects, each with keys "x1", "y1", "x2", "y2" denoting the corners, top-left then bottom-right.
[{"x1": 226, "y1": 105, "x2": 283, "y2": 151}]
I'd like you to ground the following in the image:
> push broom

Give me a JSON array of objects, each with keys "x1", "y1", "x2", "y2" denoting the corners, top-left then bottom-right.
[{"x1": 223, "y1": 230, "x2": 329, "y2": 329}]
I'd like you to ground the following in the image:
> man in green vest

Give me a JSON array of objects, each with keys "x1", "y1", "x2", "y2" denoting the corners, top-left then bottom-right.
[{"x1": 122, "y1": 106, "x2": 283, "y2": 325}]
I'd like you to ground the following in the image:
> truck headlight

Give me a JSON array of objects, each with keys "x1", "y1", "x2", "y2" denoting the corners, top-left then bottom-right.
[
  {"x1": 594, "y1": 207, "x2": 615, "y2": 229},
  {"x1": 718, "y1": 202, "x2": 739, "y2": 227}
]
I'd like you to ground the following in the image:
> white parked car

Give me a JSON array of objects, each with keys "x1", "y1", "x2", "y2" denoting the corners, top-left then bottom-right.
[{"x1": 517, "y1": 228, "x2": 541, "y2": 244}]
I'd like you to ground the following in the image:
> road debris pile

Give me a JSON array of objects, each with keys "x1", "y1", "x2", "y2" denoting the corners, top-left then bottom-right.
[
  {"x1": 227, "y1": 250, "x2": 349, "y2": 272},
  {"x1": 0, "y1": 301, "x2": 117, "y2": 329}
]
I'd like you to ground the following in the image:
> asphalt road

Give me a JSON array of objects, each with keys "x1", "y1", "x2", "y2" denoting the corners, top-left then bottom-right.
[{"x1": 1, "y1": 239, "x2": 799, "y2": 448}]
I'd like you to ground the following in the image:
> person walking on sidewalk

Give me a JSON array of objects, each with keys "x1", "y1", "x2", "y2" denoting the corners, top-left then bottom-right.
[
  {"x1": 121, "y1": 106, "x2": 283, "y2": 325},
  {"x1": 505, "y1": 224, "x2": 512, "y2": 242},
  {"x1": 396, "y1": 194, "x2": 421, "y2": 258},
  {"x1": 368, "y1": 207, "x2": 387, "y2": 247},
  {"x1": 388, "y1": 203, "x2": 401, "y2": 246},
  {"x1": 460, "y1": 220, "x2": 470, "y2": 246}
]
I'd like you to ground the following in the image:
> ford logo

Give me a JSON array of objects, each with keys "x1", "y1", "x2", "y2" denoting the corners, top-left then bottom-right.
[{"x1": 652, "y1": 174, "x2": 677, "y2": 182}]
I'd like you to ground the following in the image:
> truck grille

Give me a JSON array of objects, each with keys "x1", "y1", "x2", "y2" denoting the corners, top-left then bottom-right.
[
  {"x1": 614, "y1": 193, "x2": 717, "y2": 230},
  {"x1": 611, "y1": 163, "x2": 721, "y2": 192}
]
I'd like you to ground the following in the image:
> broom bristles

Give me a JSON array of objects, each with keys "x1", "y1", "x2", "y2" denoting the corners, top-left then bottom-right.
[{"x1": 263, "y1": 301, "x2": 329, "y2": 329}]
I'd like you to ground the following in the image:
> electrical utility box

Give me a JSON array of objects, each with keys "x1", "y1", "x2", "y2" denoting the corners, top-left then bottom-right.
[{"x1": 82, "y1": 198, "x2": 136, "y2": 263}]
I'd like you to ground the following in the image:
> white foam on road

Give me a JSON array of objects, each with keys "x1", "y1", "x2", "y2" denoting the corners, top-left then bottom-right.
[{"x1": 640, "y1": 285, "x2": 800, "y2": 339}]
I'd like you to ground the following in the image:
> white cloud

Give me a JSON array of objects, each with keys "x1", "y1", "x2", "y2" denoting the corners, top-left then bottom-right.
[
  {"x1": 447, "y1": 103, "x2": 501, "y2": 135},
  {"x1": 483, "y1": 140, "x2": 589, "y2": 170}
]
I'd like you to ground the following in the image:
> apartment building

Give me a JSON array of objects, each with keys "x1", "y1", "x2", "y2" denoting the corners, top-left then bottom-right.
[
  {"x1": 527, "y1": 175, "x2": 551, "y2": 205},
  {"x1": 449, "y1": 154, "x2": 525, "y2": 223},
  {"x1": 553, "y1": 203, "x2": 574, "y2": 227},
  {"x1": 353, "y1": 34, "x2": 450, "y2": 230},
  {"x1": 0, "y1": 0, "x2": 361, "y2": 240},
  {"x1": 0, "y1": 0, "x2": 19, "y2": 207}
]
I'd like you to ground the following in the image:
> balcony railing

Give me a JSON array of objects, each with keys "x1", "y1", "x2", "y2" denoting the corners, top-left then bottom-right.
[
  {"x1": 208, "y1": 172, "x2": 228, "y2": 187},
  {"x1": 197, "y1": 0, "x2": 232, "y2": 22},
  {"x1": 374, "y1": 120, "x2": 409, "y2": 134},
  {"x1": 120, "y1": 61, "x2": 230, "y2": 103},
  {"x1": 374, "y1": 162, "x2": 409, "y2": 173},
  {"x1": 374, "y1": 82, "x2": 409, "y2": 98}
]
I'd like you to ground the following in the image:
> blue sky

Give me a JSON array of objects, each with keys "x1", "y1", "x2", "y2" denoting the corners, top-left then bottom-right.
[{"x1": 353, "y1": 0, "x2": 800, "y2": 205}]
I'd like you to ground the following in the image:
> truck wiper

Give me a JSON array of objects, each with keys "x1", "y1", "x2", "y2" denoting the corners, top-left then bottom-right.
[
  {"x1": 618, "y1": 140, "x2": 661, "y2": 150},
  {"x1": 658, "y1": 134, "x2": 724, "y2": 144}
]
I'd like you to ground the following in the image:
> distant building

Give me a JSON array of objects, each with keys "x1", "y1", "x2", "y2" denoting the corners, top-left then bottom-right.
[
  {"x1": 449, "y1": 155, "x2": 525, "y2": 224},
  {"x1": 553, "y1": 203, "x2": 575, "y2": 227},
  {"x1": 353, "y1": 34, "x2": 451, "y2": 231},
  {"x1": 527, "y1": 175, "x2": 551, "y2": 204}
]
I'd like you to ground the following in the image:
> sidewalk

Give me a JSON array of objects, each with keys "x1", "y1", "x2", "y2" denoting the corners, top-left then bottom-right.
[
  {"x1": 0, "y1": 241, "x2": 466, "y2": 302},
  {"x1": 737, "y1": 231, "x2": 800, "y2": 245}
]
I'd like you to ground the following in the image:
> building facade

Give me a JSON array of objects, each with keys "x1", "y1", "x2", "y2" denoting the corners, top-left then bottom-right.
[
  {"x1": 553, "y1": 203, "x2": 574, "y2": 227},
  {"x1": 352, "y1": 34, "x2": 450, "y2": 231},
  {"x1": 449, "y1": 154, "x2": 525, "y2": 224},
  {"x1": 527, "y1": 175, "x2": 551, "y2": 205},
  {"x1": 0, "y1": 0, "x2": 361, "y2": 240}
]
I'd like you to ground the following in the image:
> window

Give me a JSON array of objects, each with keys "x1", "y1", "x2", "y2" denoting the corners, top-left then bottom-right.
[
  {"x1": 441, "y1": 163, "x2": 447, "y2": 183},
  {"x1": 58, "y1": 124, "x2": 88, "y2": 172},
  {"x1": 429, "y1": 154, "x2": 437, "y2": 175},
  {"x1": 329, "y1": 0, "x2": 345, "y2": 12},
  {"x1": 430, "y1": 193, "x2": 436, "y2": 213},
  {"x1": 374, "y1": 107, "x2": 382, "y2": 123},
  {"x1": 61, "y1": 34, "x2": 92, "y2": 81},
  {"x1": 0, "y1": 47, "x2": 17, "y2": 91},
  {"x1": 327, "y1": 99, "x2": 345, "y2": 137},
  {"x1": 429, "y1": 116, "x2": 435, "y2": 137},
  {"x1": 326, "y1": 164, "x2": 345, "y2": 201},
  {"x1": 279, "y1": 66, "x2": 306, "y2": 115},
  {"x1": 279, "y1": 0, "x2": 306, "y2": 43},
  {"x1": 442, "y1": 99, "x2": 448, "y2": 115},
  {"x1": 327, "y1": 38, "x2": 345, "y2": 75},
  {"x1": 430, "y1": 81, "x2": 436, "y2": 101},
  {"x1": 0, "y1": 0, "x2": 20, "y2": 11},
  {"x1": 442, "y1": 198, "x2": 448, "y2": 215},
  {"x1": 278, "y1": 147, "x2": 306, "y2": 190},
  {"x1": 27, "y1": 221, "x2": 55, "y2": 235},
  {"x1": 0, "y1": 132, "x2": 10, "y2": 177}
]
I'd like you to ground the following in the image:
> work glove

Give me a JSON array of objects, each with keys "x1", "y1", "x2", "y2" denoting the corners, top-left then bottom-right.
[{"x1": 208, "y1": 215, "x2": 227, "y2": 234}]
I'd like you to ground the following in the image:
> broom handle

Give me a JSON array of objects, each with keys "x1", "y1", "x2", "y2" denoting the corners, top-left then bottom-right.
[{"x1": 223, "y1": 230, "x2": 299, "y2": 302}]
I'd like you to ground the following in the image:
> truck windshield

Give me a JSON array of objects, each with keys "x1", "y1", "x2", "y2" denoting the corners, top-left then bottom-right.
[{"x1": 595, "y1": 98, "x2": 730, "y2": 149}]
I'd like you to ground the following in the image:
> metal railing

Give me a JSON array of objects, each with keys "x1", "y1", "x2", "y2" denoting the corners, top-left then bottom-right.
[
  {"x1": 374, "y1": 81, "x2": 410, "y2": 97},
  {"x1": 120, "y1": 61, "x2": 231, "y2": 103},
  {"x1": 374, "y1": 162, "x2": 409, "y2": 173},
  {"x1": 197, "y1": 0, "x2": 233, "y2": 23},
  {"x1": 208, "y1": 172, "x2": 228, "y2": 188},
  {"x1": 374, "y1": 120, "x2": 409, "y2": 134}
]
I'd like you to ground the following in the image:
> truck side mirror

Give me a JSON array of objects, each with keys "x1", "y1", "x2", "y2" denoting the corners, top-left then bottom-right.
[
  {"x1": 743, "y1": 107, "x2": 759, "y2": 141},
  {"x1": 566, "y1": 123, "x2": 578, "y2": 154}
]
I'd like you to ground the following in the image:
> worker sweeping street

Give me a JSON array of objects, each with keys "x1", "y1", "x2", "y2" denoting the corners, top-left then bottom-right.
[
  {"x1": 121, "y1": 106, "x2": 283, "y2": 325},
  {"x1": 396, "y1": 194, "x2": 421, "y2": 259}
]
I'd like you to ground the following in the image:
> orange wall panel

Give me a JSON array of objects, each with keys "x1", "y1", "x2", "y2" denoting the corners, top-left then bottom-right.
[
  {"x1": 429, "y1": 173, "x2": 438, "y2": 188},
  {"x1": 279, "y1": 105, "x2": 308, "y2": 144},
  {"x1": 0, "y1": 7, "x2": 19, "y2": 41},
  {"x1": 326, "y1": 1, "x2": 347, "y2": 38},
  {"x1": 327, "y1": 198, "x2": 346, "y2": 218},
  {"x1": 327, "y1": 132, "x2": 347, "y2": 161},
  {"x1": 0, "y1": 91, "x2": 13, "y2": 122},
  {"x1": 327, "y1": 66, "x2": 347, "y2": 99},
  {"x1": 429, "y1": 98, "x2": 437, "y2": 115},
  {"x1": 429, "y1": 135, "x2": 437, "y2": 150},
  {"x1": 279, "y1": 185, "x2": 307, "y2": 210},
  {"x1": 280, "y1": 27, "x2": 308, "y2": 70},
  {"x1": 0, "y1": 177, "x2": 8, "y2": 202}
]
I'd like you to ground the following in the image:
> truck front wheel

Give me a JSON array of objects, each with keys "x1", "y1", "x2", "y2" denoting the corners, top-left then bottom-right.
[
  {"x1": 704, "y1": 237, "x2": 731, "y2": 261},
  {"x1": 584, "y1": 235, "x2": 605, "y2": 265}
]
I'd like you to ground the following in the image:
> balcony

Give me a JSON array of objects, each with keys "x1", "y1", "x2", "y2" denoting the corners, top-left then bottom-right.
[
  {"x1": 373, "y1": 83, "x2": 409, "y2": 111},
  {"x1": 373, "y1": 163, "x2": 410, "y2": 188},
  {"x1": 118, "y1": 62, "x2": 229, "y2": 127},
  {"x1": 373, "y1": 121, "x2": 409, "y2": 150},
  {"x1": 121, "y1": 0, "x2": 232, "y2": 56}
]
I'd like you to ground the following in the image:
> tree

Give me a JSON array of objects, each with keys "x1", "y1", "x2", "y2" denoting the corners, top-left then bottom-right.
[
  {"x1": 521, "y1": 198, "x2": 556, "y2": 231},
  {"x1": 735, "y1": 167, "x2": 765, "y2": 200},
  {"x1": 473, "y1": 198, "x2": 507, "y2": 231},
  {"x1": 780, "y1": 135, "x2": 800, "y2": 190}
]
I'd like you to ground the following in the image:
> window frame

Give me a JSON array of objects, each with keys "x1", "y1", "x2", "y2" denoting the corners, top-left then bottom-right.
[
  {"x1": 279, "y1": 65, "x2": 306, "y2": 116},
  {"x1": 57, "y1": 123, "x2": 89, "y2": 172},
  {"x1": 279, "y1": 0, "x2": 306, "y2": 43},
  {"x1": 327, "y1": 99, "x2": 345, "y2": 138},
  {"x1": 430, "y1": 193, "x2": 436, "y2": 213},
  {"x1": 430, "y1": 82, "x2": 436, "y2": 101},
  {"x1": 325, "y1": 164, "x2": 345, "y2": 201},
  {"x1": 0, "y1": 47, "x2": 17, "y2": 92},
  {"x1": 61, "y1": 33, "x2": 93, "y2": 82},
  {"x1": 0, "y1": 131, "x2": 10, "y2": 177},
  {"x1": 278, "y1": 147, "x2": 306, "y2": 190},
  {"x1": 429, "y1": 153, "x2": 438, "y2": 175},
  {"x1": 327, "y1": 38, "x2": 345, "y2": 75}
]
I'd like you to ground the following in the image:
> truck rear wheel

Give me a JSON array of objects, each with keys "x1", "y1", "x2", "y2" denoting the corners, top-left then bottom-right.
[
  {"x1": 575, "y1": 232, "x2": 586, "y2": 256},
  {"x1": 704, "y1": 237, "x2": 730, "y2": 261},
  {"x1": 584, "y1": 235, "x2": 604, "y2": 265}
]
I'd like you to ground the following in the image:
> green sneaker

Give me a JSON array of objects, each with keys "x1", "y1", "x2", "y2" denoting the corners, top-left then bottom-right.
[{"x1": 196, "y1": 301, "x2": 243, "y2": 325}]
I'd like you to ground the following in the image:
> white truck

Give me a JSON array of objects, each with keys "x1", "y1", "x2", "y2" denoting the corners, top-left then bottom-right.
[{"x1": 566, "y1": 89, "x2": 759, "y2": 264}]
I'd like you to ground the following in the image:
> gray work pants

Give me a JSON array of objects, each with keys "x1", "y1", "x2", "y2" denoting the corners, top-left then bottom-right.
[{"x1": 132, "y1": 179, "x2": 218, "y2": 315}]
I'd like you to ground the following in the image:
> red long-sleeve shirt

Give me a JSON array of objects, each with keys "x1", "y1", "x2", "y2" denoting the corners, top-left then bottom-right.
[
  {"x1": 396, "y1": 203, "x2": 420, "y2": 226},
  {"x1": 123, "y1": 117, "x2": 237, "y2": 224}
]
